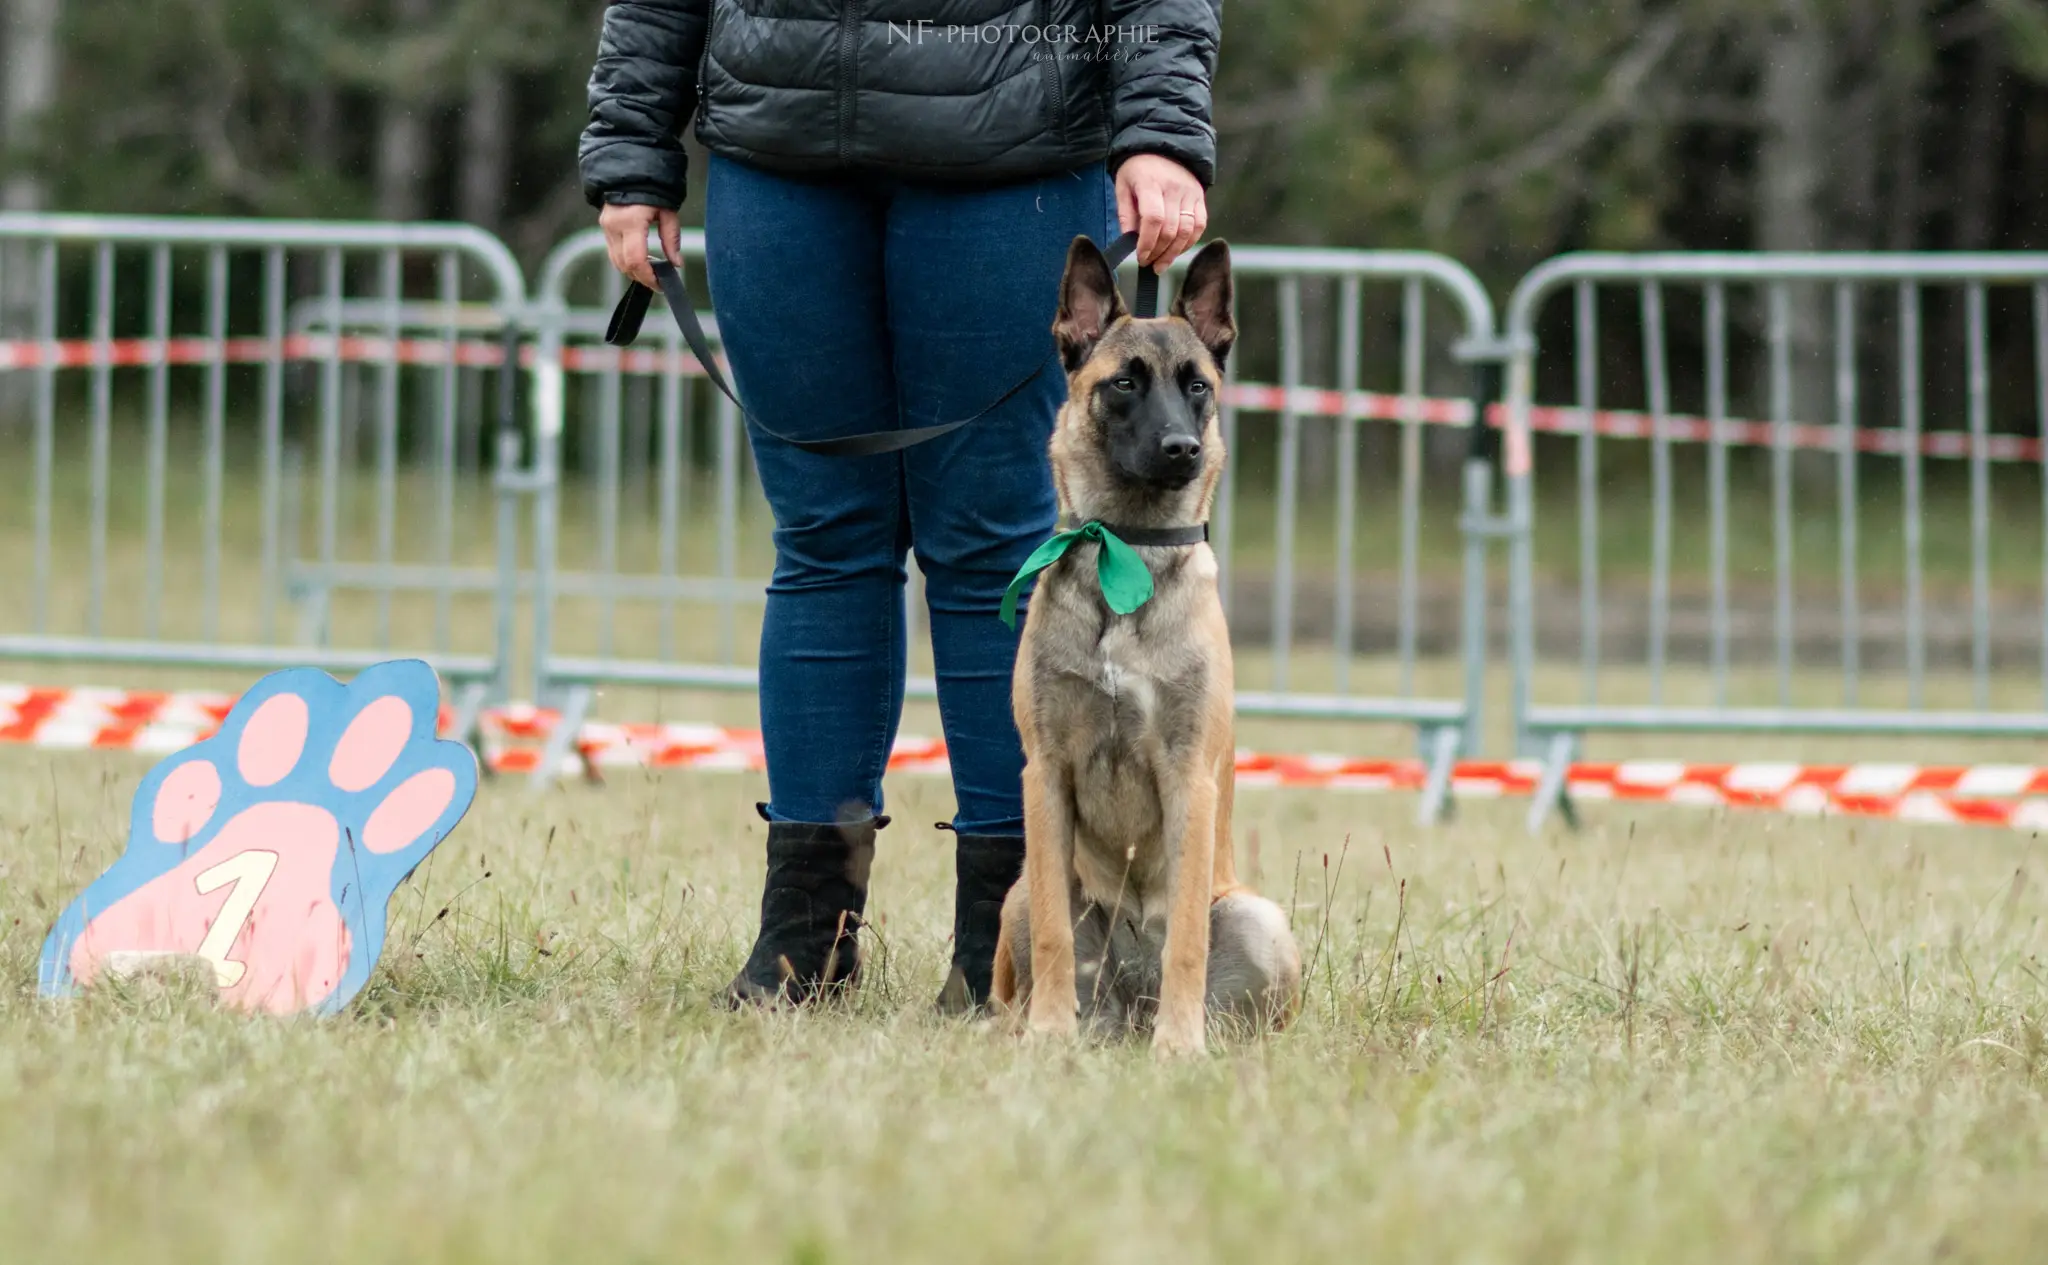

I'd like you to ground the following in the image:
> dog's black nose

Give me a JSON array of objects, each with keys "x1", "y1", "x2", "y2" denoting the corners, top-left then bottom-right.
[{"x1": 1161, "y1": 435, "x2": 1201, "y2": 464}]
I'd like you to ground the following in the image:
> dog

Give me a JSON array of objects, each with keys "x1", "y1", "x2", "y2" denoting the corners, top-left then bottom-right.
[{"x1": 989, "y1": 236, "x2": 1303, "y2": 1057}]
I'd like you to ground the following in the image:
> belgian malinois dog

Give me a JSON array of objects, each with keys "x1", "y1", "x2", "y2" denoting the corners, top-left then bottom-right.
[{"x1": 990, "y1": 237, "x2": 1303, "y2": 1057}]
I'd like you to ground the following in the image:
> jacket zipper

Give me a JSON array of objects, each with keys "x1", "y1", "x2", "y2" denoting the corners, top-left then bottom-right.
[
  {"x1": 835, "y1": 0, "x2": 861, "y2": 162},
  {"x1": 696, "y1": 1, "x2": 715, "y2": 114},
  {"x1": 1038, "y1": 0, "x2": 1067, "y2": 136}
]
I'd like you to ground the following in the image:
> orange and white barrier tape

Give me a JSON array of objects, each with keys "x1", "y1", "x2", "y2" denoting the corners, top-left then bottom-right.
[
  {"x1": 1217, "y1": 384, "x2": 2048, "y2": 463},
  {"x1": 0, "y1": 683, "x2": 237, "y2": 754},
  {"x1": 0, "y1": 334, "x2": 510, "y2": 372},
  {"x1": 1235, "y1": 751, "x2": 2048, "y2": 830},
  {"x1": 6, "y1": 682, "x2": 2047, "y2": 832},
  {"x1": 477, "y1": 703, "x2": 953, "y2": 778},
  {"x1": 0, "y1": 333, "x2": 2031, "y2": 463}
]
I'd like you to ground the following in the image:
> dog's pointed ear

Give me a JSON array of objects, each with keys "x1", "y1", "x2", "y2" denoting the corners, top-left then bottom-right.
[
  {"x1": 1173, "y1": 240, "x2": 1236, "y2": 369},
  {"x1": 1053, "y1": 236, "x2": 1126, "y2": 371}
]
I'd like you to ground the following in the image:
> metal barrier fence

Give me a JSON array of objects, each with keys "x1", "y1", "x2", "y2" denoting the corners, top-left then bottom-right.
[
  {"x1": 26, "y1": 215, "x2": 2048, "y2": 835},
  {"x1": 524, "y1": 228, "x2": 1508, "y2": 819},
  {"x1": 1502, "y1": 253, "x2": 2048, "y2": 828},
  {"x1": 0, "y1": 213, "x2": 530, "y2": 735}
]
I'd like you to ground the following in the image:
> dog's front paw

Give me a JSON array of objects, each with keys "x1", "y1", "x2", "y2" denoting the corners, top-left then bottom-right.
[
  {"x1": 1024, "y1": 996, "x2": 1080, "y2": 1040},
  {"x1": 1151, "y1": 1018, "x2": 1207, "y2": 1059}
]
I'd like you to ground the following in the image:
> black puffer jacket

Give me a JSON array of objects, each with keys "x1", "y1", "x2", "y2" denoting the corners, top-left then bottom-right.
[{"x1": 579, "y1": 0, "x2": 1221, "y2": 208}]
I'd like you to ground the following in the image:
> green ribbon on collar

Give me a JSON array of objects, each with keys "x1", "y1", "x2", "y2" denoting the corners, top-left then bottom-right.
[{"x1": 999, "y1": 521, "x2": 1154, "y2": 630}]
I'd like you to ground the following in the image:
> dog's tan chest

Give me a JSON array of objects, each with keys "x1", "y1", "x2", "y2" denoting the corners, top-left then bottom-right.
[
  {"x1": 1029, "y1": 596, "x2": 1198, "y2": 753},
  {"x1": 1089, "y1": 622, "x2": 1163, "y2": 719},
  {"x1": 1034, "y1": 623, "x2": 1172, "y2": 784}
]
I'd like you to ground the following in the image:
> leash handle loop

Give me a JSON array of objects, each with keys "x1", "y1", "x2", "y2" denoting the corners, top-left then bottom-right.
[
  {"x1": 1098, "y1": 230, "x2": 1162, "y2": 320},
  {"x1": 601, "y1": 228, "x2": 1161, "y2": 457}
]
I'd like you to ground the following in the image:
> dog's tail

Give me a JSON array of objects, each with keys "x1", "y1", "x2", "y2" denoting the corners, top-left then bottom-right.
[{"x1": 1211, "y1": 882, "x2": 1304, "y2": 1033}]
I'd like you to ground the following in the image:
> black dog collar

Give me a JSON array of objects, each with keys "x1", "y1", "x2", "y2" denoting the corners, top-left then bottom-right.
[{"x1": 1073, "y1": 522, "x2": 1210, "y2": 547}]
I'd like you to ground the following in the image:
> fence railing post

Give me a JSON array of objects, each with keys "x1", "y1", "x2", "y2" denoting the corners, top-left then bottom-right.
[
  {"x1": 1502, "y1": 329, "x2": 1539, "y2": 759},
  {"x1": 1455, "y1": 353, "x2": 1506, "y2": 760},
  {"x1": 491, "y1": 321, "x2": 525, "y2": 706},
  {"x1": 523, "y1": 293, "x2": 569, "y2": 711}
]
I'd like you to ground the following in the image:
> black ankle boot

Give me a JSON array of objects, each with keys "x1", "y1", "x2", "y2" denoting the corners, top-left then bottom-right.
[
  {"x1": 934, "y1": 829, "x2": 1025, "y2": 1015},
  {"x1": 720, "y1": 807, "x2": 883, "y2": 1009}
]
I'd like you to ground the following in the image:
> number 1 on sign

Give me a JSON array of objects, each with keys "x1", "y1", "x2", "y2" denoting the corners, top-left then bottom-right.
[{"x1": 193, "y1": 850, "x2": 279, "y2": 988}]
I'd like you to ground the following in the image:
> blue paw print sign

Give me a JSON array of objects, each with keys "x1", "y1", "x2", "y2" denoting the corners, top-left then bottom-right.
[{"x1": 41, "y1": 660, "x2": 479, "y2": 1016}]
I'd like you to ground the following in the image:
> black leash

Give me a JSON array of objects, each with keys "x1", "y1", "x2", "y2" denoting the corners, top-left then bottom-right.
[{"x1": 604, "y1": 229, "x2": 1162, "y2": 458}]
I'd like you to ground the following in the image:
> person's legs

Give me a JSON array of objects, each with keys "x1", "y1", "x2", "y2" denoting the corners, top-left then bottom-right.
[
  {"x1": 884, "y1": 165, "x2": 1120, "y2": 1010},
  {"x1": 703, "y1": 154, "x2": 909, "y2": 1004},
  {"x1": 888, "y1": 164, "x2": 1118, "y2": 830}
]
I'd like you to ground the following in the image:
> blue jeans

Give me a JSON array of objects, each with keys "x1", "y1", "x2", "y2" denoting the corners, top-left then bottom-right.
[{"x1": 704, "y1": 154, "x2": 1118, "y2": 834}]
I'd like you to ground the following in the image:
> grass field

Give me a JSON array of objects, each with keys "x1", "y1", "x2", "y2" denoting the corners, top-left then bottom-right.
[
  {"x1": 2, "y1": 723, "x2": 2047, "y2": 1263},
  {"x1": 8, "y1": 417, "x2": 2048, "y2": 1262}
]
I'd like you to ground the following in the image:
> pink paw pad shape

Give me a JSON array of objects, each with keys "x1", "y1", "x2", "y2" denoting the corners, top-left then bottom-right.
[{"x1": 40, "y1": 660, "x2": 479, "y2": 1016}]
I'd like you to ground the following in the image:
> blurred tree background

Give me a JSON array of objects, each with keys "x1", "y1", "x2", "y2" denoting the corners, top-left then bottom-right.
[
  {"x1": 4, "y1": 0, "x2": 2047, "y2": 469},
  {"x1": 3, "y1": 0, "x2": 2044, "y2": 276}
]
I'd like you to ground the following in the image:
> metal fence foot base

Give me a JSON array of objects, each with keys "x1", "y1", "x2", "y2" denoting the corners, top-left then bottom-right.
[
  {"x1": 448, "y1": 680, "x2": 489, "y2": 776},
  {"x1": 1416, "y1": 725, "x2": 1461, "y2": 827},
  {"x1": 529, "y1": 685, "x2": 594, "y2": 793},
  {"x1": 1524, "y1": 731, "x2": 1579, "y2": 835}
]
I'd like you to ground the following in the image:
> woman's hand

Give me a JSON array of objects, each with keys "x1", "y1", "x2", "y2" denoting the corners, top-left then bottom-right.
[
  {"x1": 600, "y1": 202, "x2": 684, "y2": 290},
  {"x1": 1115, "y1": 154, "x2": 1208, "y2": 273}
]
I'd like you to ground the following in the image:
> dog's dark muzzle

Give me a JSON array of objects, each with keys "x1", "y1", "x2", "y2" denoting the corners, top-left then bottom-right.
[{"x1": 1113, "y1": 421, "x2": 1206, "y2": 488}]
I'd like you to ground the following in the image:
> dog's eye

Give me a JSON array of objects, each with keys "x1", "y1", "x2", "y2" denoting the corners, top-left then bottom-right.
[
  {"x1": 1188, "y1": 380, "x2": 1209, "y2": 395},
  {"x1": 1112, "y1": 377, "x2": 1136, "y2": 393}
]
